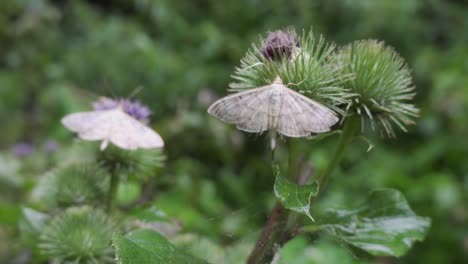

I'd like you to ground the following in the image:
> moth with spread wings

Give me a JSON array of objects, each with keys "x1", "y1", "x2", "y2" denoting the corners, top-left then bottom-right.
[
  {"x1": 62, "y1": 105, "x2": 164, "y2": 151},
  {"x1": 208, "y1": 76, "x2": 339, "y2": 149}
]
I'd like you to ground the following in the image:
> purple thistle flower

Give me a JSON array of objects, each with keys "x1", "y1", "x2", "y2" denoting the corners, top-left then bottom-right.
[
  {"x1": 261, "y1": 29, "x2": 299, "y2": 61},
  {"x1": 12, "y1": 143, "x2": 34, "y2": 158},
  {"x1": 93, "y1": 97, "x2": 152, "y2": 124},
  {"x1": 43, "y1": 140, "x2": 59, "y2": 153}
]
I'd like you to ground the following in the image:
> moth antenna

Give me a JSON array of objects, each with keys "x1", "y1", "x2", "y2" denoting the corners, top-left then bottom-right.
[
  {"x1": 127, "y1": 86, "x2": 144, "y2": 100},
  {"x1": 286, "y1": 79, "x2": 306, "y2": 87},
  {"x1": 99, "y1": 78, "x2": 118, "y2": 99}
]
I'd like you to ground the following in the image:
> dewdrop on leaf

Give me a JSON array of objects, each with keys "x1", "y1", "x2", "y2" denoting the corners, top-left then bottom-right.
[{"x1": 62, "y1": 97, "x2": 164, "y2": 151}]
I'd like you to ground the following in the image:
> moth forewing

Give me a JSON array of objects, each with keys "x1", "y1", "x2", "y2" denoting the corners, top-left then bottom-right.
[
  {"x1": 61, "y1": 108, "x2": 164, "y2": 151},
  {"x1": 207, "y1": 86, "x2": 271, "y2": 127},
  {"x1": 277, "y1": 87, "x2": 339, "y2": 136},
  {"x1": 207, "y1": 76, "x2": 339, "y2": 149}
]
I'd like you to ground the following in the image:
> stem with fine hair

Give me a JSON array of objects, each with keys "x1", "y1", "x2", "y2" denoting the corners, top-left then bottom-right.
[
  {"x1": 106, "y1": 169, "x2": 119, "y2": 213},
  {"x1": 315, "y1": 116, "x2": 359, "y2": 197},
  {"x1": 248, "y1": 117, "x2": 359, "y2": 264},
  {"x1": 247, "y1": 139, "x2": 300, "y2": 264}
]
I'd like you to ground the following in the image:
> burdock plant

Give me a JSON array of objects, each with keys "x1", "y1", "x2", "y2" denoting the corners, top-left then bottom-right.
[
  {"x1": 20, "y1": 96, "x2": 166, "y2": 263},
  {"x1": 207, "y1": 28, "x2": 430, "y2": 264}
]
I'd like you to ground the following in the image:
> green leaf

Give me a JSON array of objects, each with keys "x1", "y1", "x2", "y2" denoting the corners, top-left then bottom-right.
[
  {"x1": 273, "y1": 166, "x2": 319, "y2": 221},
  {"x1": 127, "y1": 206, "x2": 172, "y2": 223},
  {"x1": 307, "y1": 189, "x2": 431, "y2": 257},
  {"x1": 113, "y1": 229, "x2": 209, "y2": 264},
  {"x1": 279, "y1": 235, "x2": 368, "y2": 264},
  {"x1": 172, "y1": 233, "x2": 253, "y2": 264}
]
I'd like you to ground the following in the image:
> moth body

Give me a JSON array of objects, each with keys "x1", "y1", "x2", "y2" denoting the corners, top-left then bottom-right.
[
  {"x1": 267, "y1": 83, "x2": 283, "y2": 130},
  {"x1": 207, "y1": 76, "x2": 339, "y2": 149}
]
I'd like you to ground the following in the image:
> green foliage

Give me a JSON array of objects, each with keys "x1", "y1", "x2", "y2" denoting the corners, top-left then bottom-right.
[
  {"x1": 113, "y1": 229, "x2": 209, "y2": 264},
  {"x1": 126, "y1": 206, "x2": 172, "y2": 223},
  {"x1": 279, "y1": 236, "x2": 367, "y2": 264},
  {"x1": 0, "y1": 203, "x2": 21, "y2": 226},
  {"x1": 273, "y1": 165, "x2": 318, "y2": 221},
  {"x1": 172, "y1": 233, "x2": 253, "y2": 264},
  {"x1": 307, "y1": 189, "x2": 431, "y2": 257},
  {"x1": 39, "y1": 206, "x2": 116, "y2": 263},
  {"x1": 116, "y1": 181, "x2": 141, "y2": 206}
]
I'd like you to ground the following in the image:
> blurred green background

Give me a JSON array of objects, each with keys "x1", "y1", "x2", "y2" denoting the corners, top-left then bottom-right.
[{"x1": 0, "y1": 0, "x2": 467, "y2": 263}]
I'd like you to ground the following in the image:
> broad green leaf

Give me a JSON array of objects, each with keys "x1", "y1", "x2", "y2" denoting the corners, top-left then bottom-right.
[
  {"x1": 127, "y1": 206, "x2": 181, "y2": 237},
  {"x1": 273, "y1": 166, "x2": 319, "y2": 221},
  {"x1": 306, "y1": 189, "x2": 431, "y2": 257},
  {"x1": 113, "y1": 229, "x2": 209, "y2": 264}
]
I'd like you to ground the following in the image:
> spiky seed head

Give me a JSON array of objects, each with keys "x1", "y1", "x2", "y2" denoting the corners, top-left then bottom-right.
[
  {"x1": 97, "y1": 144, "x2": 165, "y2": 180},
  {"x1": 333, "y1": 40, "x2": 419, "y2": 136},
  {"x1": 32, "y1": 164, "x2": 108, "y2": 209},
  {"x1": 39, "y1": 206, "x2": 116, "y2": 263}
]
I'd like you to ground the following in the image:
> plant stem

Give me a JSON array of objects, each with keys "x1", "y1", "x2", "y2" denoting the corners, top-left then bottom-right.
[
  {"x1": 287, "y1": 139, "x2": 299, "y2": 181},
  {"x1": 246, "y1": 202, "x2": 287, "y2": 264},
  {"x1": 106, "y1": 169, "x2": 119, "y2": 213},
  {"x1": 248, "y1": 118, "x2": 359, "y2": 264},
  {"x1": 316, "y1": 117, "x2": 359, "y2": 197},
  {"x1": 247, "y1": 139, "x2": 300, "y2": 264}
]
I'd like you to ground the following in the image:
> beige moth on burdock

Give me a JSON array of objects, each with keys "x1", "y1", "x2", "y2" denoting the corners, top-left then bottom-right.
[{"x1": 208, "y1": 76, "x2": 338, "y2": 149}]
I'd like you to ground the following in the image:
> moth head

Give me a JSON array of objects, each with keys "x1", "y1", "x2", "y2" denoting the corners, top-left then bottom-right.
[{"x1": 273, "y1": 75, "x2": 283, "y2": 84}]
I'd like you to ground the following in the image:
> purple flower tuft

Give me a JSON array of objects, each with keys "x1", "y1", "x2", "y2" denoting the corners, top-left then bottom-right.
[
  {"x1": 93, "y1": 97, "x2": 152, "y2": 124},
  {"x1": 12, "y1": 143, "x2": 34, "y2": 157},
  {"x1": 92, "y1": 97, "x2": 120, "y2": 111},
  {"x1": 261, "y1": 29, "x2": 299, "y2": 61},
  {"x1": 43, "y1": 140, "x2": 59, "y2": 153}
]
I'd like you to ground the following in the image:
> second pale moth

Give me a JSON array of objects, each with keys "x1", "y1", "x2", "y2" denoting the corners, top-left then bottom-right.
[
  {"x1": 208, "y1": 76, "x2": 339, "y2": 149},
  {"x1": 62, "y1": 103, "x2": 164, "y2": 151}
]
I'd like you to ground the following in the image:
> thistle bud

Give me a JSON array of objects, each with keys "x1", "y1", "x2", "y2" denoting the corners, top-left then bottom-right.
[
  {"x1": 261, "y1": 28, "x2": 299, "y2": 61},
  {"x1": 334, "y1": 40, "x2": 419, "y2": 136}
]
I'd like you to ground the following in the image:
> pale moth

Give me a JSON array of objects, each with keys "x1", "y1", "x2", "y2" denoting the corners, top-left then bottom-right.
[
  {"x1": 62, "y1": 101, "x2": 164, "y2": 151},
  {"x1": 208, "y1": 76, "x2": 338, "y2": 149}
]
